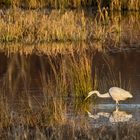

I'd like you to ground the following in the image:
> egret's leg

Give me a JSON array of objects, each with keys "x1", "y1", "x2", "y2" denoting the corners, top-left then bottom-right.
[
  {"x1": 116, "y1": 101, "x2": 119, "y2": 107},
  {"x1": 115, "y1": 104, "x2": 119, "y2": 111}
]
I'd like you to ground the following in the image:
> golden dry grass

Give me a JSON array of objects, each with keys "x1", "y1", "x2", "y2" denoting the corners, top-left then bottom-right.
[
  {"x1": 0, "y1": 9, "x2": 89, "y2": 43},
  {"x1": 1, "y1": 0, "x2": 140, "y2": 11},
  {"x1": 0, "y1": 7, "x2": 139, "y2": 46},
  {"x1": 0, "y1": 42, "x2": 91, "y2": 56},
  {"x1": 110, "y1": 0, "x2": 140, "y2": 11}
]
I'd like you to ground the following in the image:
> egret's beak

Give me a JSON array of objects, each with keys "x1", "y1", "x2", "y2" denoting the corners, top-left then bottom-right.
[
  {"x1": 86, "y1": 110, "x2": 91, "y2": 116},
  {"x1": 84, "y1": 91, "x2": 93, "y2": 101},
  {"x1": 84, "y1": 95, "x2": 90, "y2": 101}
]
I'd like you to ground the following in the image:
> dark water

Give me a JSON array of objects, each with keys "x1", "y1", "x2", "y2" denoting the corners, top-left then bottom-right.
[
  {"x1": 0, "y1": 46, "x2": 140, "y2": 127},
  {"x1": 87, "y1": 104, "x2": 140, "y2": 127},
  {"x1": 1, "y1": 12, "x2": 140, "y2": 132},
  {"x1": 92, "y1": 48, "x2": 140, "y2": 104},
  {"x1": 87, "y1": 48, "x2": 140, "y2": 126}
]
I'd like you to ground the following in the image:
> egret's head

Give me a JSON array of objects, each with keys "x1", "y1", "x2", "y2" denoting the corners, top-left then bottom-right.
[
  {"x1": 125, "y1": 91, "x2": 133, "y2": 98},
  {"x1": 128, "y1": 92, "x2": 133, "y2": 98}
]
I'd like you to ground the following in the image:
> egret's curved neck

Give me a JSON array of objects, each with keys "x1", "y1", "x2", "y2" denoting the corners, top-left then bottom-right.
[{"x1": 92, "y1": 91, "x2": 111, "y2": 98}]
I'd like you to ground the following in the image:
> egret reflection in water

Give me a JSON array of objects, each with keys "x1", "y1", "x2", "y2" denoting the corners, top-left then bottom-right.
[
  {"x1": 87, "y1": 106, "x2": 133, "y2": 124},
  {"x1": 85, "y1": 87, "x2": 133, "y2": 106}
]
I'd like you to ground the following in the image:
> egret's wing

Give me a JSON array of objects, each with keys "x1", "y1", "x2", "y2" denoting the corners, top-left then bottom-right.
[{"x1": 109, "y1": 87, "x2": 129, "y2": 100}]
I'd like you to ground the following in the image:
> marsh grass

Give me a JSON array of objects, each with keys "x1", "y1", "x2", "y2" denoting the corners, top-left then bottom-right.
[
  {"x1": 0, "y1": 42, "x2": 91, "y2": 57},
  {"x1": 0, "y1": 44, "x2": 139, "y2": 139},
  {"x1": 0, "y1": 8, "x2": 140, "y2": 50},
  {"x1": 0, "y1": 6, "x2": 139, "y2": 46},
  {"x1": 1, "y1": 0, "x2": 94, "y2": 9},
  {"x1": 110, "y1": 0, "x2": 140, "y2": 11},
  {"x1": 0, "y1": 86, "x2": 139, "y2": 140},
  {"x1": 1, "y1": 95, "x2": 140, "y2": 140},
  {"x1": 39, "y1": 50, "x2": 93, "y2": 98},
  {"x1": 0, "y1": 7, "x2": 139, "y2": 47},
  {"x1": 1, "y1": 0, "x2": 140, "y2": 11},
  {"x1": 0, "y1": 9, "x2": 89, "y2": 43},
  {"x1": 65, "y1": 54, "x2": 92, "y2": 97},
  {"x1": 0, "y1": 7, "x2": 125, "y2": 45},
  {"x1": 0, "y1": 1, "x2": 140, "y2": 139}
]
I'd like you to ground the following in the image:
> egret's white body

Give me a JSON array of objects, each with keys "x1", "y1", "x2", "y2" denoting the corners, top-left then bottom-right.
[{"x1": 85, "y1": 87, "x2": 133, "y2": 105}]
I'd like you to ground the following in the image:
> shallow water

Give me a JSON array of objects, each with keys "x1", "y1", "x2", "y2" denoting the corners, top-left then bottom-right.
[
  {"x1": 1, "y1": 12, "x2": 140, "y2": 140},
  {"x1": 0, "y1": 46, "x2": 140, "y2": 127},
  {"x1": 85, "y1": 47, "x2": 140, "y2": 126},
  {"x1": 87, "y1": 104, "x2": 140, "y2": 127},
  {"x1": 92, "y1": 47, "x2": 140, "y2": 104}
]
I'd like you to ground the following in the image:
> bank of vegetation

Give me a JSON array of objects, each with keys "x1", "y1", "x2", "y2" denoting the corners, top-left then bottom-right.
[
  {"x1": 0, "y1": 0, "x2": 140, "y2": 11},
  {"x1": 0, "y1": 8, "x2": 140, "y2": 46},
  {"x1": 0, "y1": 0, "x2": 139, "y2": 44}
]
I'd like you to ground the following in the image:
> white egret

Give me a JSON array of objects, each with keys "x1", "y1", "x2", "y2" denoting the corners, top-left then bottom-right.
[{"x1": 85, "y1": 87, "x2": 133, "y2": 105}]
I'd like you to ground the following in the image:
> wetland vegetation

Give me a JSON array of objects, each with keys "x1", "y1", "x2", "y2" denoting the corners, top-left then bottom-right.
[
  {"x1": 0, "y1": 0, "x2": 140, "y2": 10},
  {"x1": 0, "y1": 0, "x2": 140, "y2": 140}
]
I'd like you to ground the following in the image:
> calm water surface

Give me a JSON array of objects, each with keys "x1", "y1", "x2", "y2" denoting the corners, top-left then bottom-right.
[
  {"x1": 0, "y1": 13, "x2": 140, "y2": 130},
  {"x1": 0, "y1": 46, "x2": 140, "y2": 127}
]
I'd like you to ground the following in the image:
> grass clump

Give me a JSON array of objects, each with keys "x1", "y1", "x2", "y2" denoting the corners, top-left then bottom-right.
[
  {"x1": 39, "y1": 50, "x2": 93, "y2": 98},
  {"x1": 65, "y1": 54, "x2": 93, "y2": 97}
]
